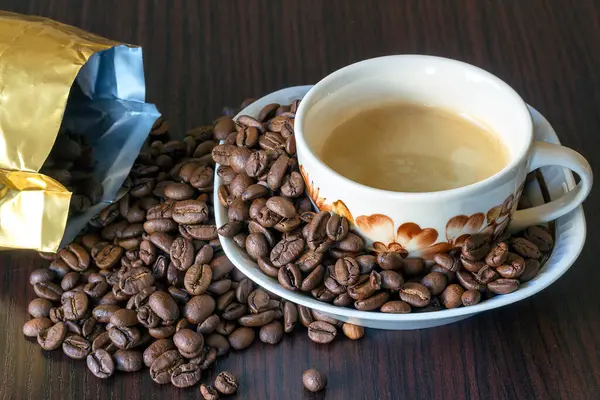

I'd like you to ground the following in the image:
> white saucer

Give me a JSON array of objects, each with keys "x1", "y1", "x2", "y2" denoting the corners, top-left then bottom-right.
[{"x1": 213, "y1": 86, "x2": 587, "y2": 330}]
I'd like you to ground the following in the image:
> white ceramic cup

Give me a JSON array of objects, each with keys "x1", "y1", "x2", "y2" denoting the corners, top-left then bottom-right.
[{"x1": 295, "y1": 55, "x2": 592, "y2": 258}]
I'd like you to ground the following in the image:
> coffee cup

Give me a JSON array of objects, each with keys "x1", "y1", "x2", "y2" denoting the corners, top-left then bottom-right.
[{"x1": 294, "y1": 55, "x2": 592, "y2": 258}]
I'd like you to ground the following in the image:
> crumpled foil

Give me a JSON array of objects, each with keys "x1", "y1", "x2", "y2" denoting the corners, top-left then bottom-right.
[{"x1": 0, "y1": 11, "x2": 160, "y2": 252}]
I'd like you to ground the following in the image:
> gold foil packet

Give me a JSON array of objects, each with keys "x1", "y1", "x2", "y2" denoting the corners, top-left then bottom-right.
[{"x1": 0, "y1": 12, "x2": 160, "y2": 252}]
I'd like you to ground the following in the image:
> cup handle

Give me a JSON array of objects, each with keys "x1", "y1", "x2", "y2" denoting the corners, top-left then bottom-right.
[{"x1": 509, "y1": 141, "x2": 593, "y2": 231}]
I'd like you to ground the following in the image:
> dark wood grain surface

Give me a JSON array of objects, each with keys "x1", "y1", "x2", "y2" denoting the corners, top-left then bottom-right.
[{"x1": 1, "y1": 1, "x2": 599, "y2": 399}]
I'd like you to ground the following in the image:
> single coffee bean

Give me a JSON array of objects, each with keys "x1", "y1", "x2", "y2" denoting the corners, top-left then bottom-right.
[
  {"x1": 377, "y1": 270, "x2": 403, "y2": 291},
  {"x1": 119, "y1": 266, "x2": 155, "y2": 296},
  {"x1": 238, "y1": 310, "x2": 278, "y2": 327},
  {"x1": 173, "y1": 328, "x2": 205, "y2": 358},
  {"x1": 228, "y1": 327, "x2": 255, "y2": 350},
  {"x1": 303, "y1": 368, "x2": 327, "y2": 392},
  {"x1": 456, "y1": 270, "x2": 485, "y2": 291},
  {"x1": 511, "y1": 237, "x2": 542, "y2": 259},
  {"x1": 37, "y1": 322, "x2": 67, "y2": 350},
  {"x1": 258, "y1": 321, "x2": 284, "y2": 345},
  {"x1": 347, "y1": 275, "x2": 375, "y2": 300},
  {"x1": 94, "y1": 244, "x2": 123, "y2": 269},
  {"x1": 399, "y1": 282, "x2": 431, "y2": 307},
  {"x1": 207, "y1": 279, "x2": 232, "y2": 296},
  {"x1": 441, "y1": 284, "x2": 464, "y2": 309},
  {"x1": 377, "y1": 252, "x2": 404, "y2": 270},
  {"x1": 461, "y1": 234, "x2": 490, "y2": 261},
  {"x1": 342, "y1": 323, "x2": 364, "y2": 340},
  {"x1": 150, "y1": 349, "x2": 185, "y2": 384},
  {"x1": 149, "y1": 291, "x2": 180, "y2": 322},
  {"x1": 520, "y1": 258, "x2": 541, "y2": 282},
  {"x1": 332, "y1": 257, "x2": 359, "y2": 286},
  {"x1": 266, "y1": 154, "x2": 289, "y2": 190},
  {"x1": 49, "y1": 307, "x2": 65, "y2": 323},
  {"x1": 354, "y1": 255, "x2": 377, "y2": 274},
  {"x1": 296, "y1": 305, "x2": 314, "y2": 328},
  {"x1": 87, "y1": 349, "x2": 115, "y2": 379},
  {"x1": 23, "y1": 317, "x2": 53, "y2": 337},
  {"x1": 84, "y1": 280, "x2": 110, "y2": 299},
  {"x1": 380, "y1": 300, "x2": 412, "y2": 313},
  {"x1": 222, "y1": 302, "x2": 247, "y2": 320},
  {"x1": 307, "y1": 320, "x2": 337, "y2": 344},
  {"x1": 311, "y1": 285, "x2": 336, "y2": 302},
  {"x1": 355, "y1": 292, "x2": 390, "y2": 311},
  {"x1": 496, "y1": 252, "x2": 526, "y2": 279},
  {"x1": 524, "y1": 225, "x2": 554, "y2": 252},
  {"x1": 200, "y1": 384, "x2": 220, "y2": 400},
  {"x1": 28, "y1": 298, "x2": 53, "y2": 318},
  {"x1": 462, "y1": 289, "x2": 482, "y2": 306},
  {"x1": 474, "y1": 265, "x2": 498, "y2": 284},
  {"x1": 184, "y1": 295, "x2": 216, "y2": 325},
  {"x1": 485, "y1": 242, "x2": 509, "y2": 267},
  {"x1": 487, "y1": 278, "x2": 520, "y2": 294},
  {"x1": 278, "y1": 264, "x2": 302, "y2": 291},
  {"x1": 197, "y1": 314, "x2": 220, "y2": 335},
  {"x1": 332, "y1": 232, "x2": 364, "y2": 253},
  {"x1": 62, "y1": 335, "x2": 91, "y2": 359},
  {"x1": 34, "y1": 281, "x2": 63, "y2": 302},
  {"x1": 299, "y1": 264, "x2": 325, "y2": 292},
  {"x1": 29, "y1": 268, "x2": 57, "y2": 286},
  {"x1": 459, "y1": 255, "x2": 485, "y2": 273},
  {"x1": 214, "y1": 371, "x2": 239, "y2": 395},
  {"x1": 112, "y1": 349, "x2": 143, "y2": 372},
  {"x1": 59, "y1": 243, "x2": 91, "y2": 272},
  {"x1": 433, "y1": 253, "x2": 461, "y2": 272},
  {"x1": 109, "y1": 309, "x2": 138, "y2": 327},
  {"x1": 183, "y1": 263, "x2": 212, "y2": 296},
  {"x1": 421, "y1": 272, "x2": 448, "y2": 296},
  {"x1": 92, "y1": 331, "x2": 116, "y2": 353},
  {"x1": 109, "y1": 326, "x2": 141, "y2": 349},
  {"x1": 282, "y1": 301, "x2": 298, "y2": 333},
  {"x1": 270, "y1": 235, "x2": 305, "y2": 267},
  {"x1": 170, "y1": 362, "x2": 202, "y2": 388},
  {"x1": 210, "y1": 255, "x2": 236, "y2": 280},
  {"x1": 216, "y1": 320, "x2": 237, "y2": 336},
  {"x1": 216, "y1": 290, "x2": 236, "y2": 312},
  {"x1": 61, "y1": 291, "x2": 89, "y2": 320}
]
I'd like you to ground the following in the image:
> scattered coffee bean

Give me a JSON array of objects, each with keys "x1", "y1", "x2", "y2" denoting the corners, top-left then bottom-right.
[
  {"x1": 303, "y1": 368, "x2": 327, "y2": 392},
  {"x1": 342, "y1": 323, "x2": 364, "y2": 340}
]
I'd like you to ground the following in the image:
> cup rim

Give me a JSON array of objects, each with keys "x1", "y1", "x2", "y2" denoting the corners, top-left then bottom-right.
[{"x1": 294, "y1": 55, "x2": 534, "y2": 199}]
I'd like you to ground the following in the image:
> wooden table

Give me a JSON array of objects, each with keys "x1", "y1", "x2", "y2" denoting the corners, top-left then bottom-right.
[{"x1": 1, "y1": 1, "x2": 599, "y2": 399}]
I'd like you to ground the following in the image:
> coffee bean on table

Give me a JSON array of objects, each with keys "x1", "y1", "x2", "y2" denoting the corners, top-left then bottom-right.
[
  {"x1": 307, "y1": 320, "x2": 337, "y2": 344},
  {"x1": 143, "y1": 338, "x2": 176, "y2": 367},
  {"x1": 149, "y1": 291, "x2": 180, "y2": 322},
  {"x1": 215, "y1": 371, "x2": 238, "y2": 395},
  {"x1": 228, "y1": 327, "x2": 255, "y2": 350},
  {"x1": 342, "y1": 323, "x2": 364, "y2": 340},
  {"x1": 200, "y1": 384, "x2": 220, "y2": 400},
  {"x1": 62, "y1": 335, "x2": 91, "y2": 359},
  {"x1": 109, "y1": 309, "x2": 138, "y2": 327},
  {"x1": 113, "y1": 349, "x2": 143, "y2": 372},
  {"x1": 34, "y1": 282, "x2": 63, "y2": 302},
  {"x1": 23, "y1": 318, "x2": 53, "y2": 337},
  {"x1": 173, "y1": 329, "x2": 204, "y2": 358},
  {"x1": 30, "y1": 268, "x2": 57, "y2": 285},
  {"x1": 150, "y1": 349, "x2": 184, "y2": 384},
  {"x1": 28, "y1": 298, "x2": 53, "y2": 319},
  {"x1": 303, "y1": 368, "x2": 327, "y2": 392},
  {"x1": 109, "y1": 326, "x2": 141, "y2": 349},
  {"x1": 61, "y1": 291, "x2": 89, "y2": 320},
  {"x1": 37, "y1": 322, "x2": 67, "y2": 350},
  {"x1": 184, "y1": 294, "x2": 216, "y2": 325},
  {"x1": 184, "y1": 263, "x2": 212, "y2": 295},
  {"x1": 170, "y1": 363, "x2": 203, "y2": 388},
  {"x1": 87, "y1": 349, "x2": 115, "y2": 379}
]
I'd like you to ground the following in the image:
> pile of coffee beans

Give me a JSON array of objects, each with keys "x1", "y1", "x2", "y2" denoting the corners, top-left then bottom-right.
[
  {"x1": 213, "y1": 102, "x2": 554, "y2": 314},
  {"x1": 40, "y1": 128, "x2": 103, "y2": 215},
  {"x1": 26, "y1": 105, "x2": 360, "y2": 395}
]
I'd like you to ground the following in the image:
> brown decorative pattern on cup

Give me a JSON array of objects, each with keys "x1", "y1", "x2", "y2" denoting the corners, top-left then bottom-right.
[{"x1": 299, "y1": 165, "x2": 354, "y2": 224}]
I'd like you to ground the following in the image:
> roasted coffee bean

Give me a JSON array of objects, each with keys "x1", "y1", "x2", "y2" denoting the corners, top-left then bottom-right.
[
  {"x1": 28, "y1": 298, "x2": 53, "y2": 318},
  {"x1": 58, "y1": 243, "x2": 91, "y2": 272},
  {"x1": 456, "y1": 270, "x2": 485, "y2": 291},
  {"x1": 333, "y1": 257, "x2": 359, "y2": 286},
  {"x1": 377, "y1": 252, "x2": 404, "y2": 270},
  {"x1": 173, "y1": 329, "x2": 204, "y2": 358},
  {"x1": 148, "y1": 291, "x2": 180, "y2": 323},
  {"x1": 30, "y1": 268, "x2": 57, "y2": 285},
  {"x1": 399, "y1": 282, "x2": 431, "y2": 307},
  {"x1": 216, "y1": 290, "x2": 236, "y2": 312},
  {"x1": 120, "y1": 267, "x2": 155, "y2": 295},
  {"x1": 171, "y1": 363, "x2": 202, "y2": 388},
  {"x1": 303, "y1": 368, "x2": 327, "y2": 392},
  {"x1": 433, "y1": 253, "x2": 461, "y2": 272},
  {"x1": 215, "y1": 371, "x2": 239, "y2": 395},
  {"x1": 94, "y1": 244, "x2": 123, "y2": 269},
  {"x1": 210, "y1": 255, "x2": 236, "y2": 280},
  {"x1": 233, "y1": 279, "x2": 252, "y2": 304},
  {"x1": 270, "y1": 235, "x2": 305, "y2": 267},
  {"x1": 195, "y1": 244, "x2": 214, "y2": 265},
  {"x1": 143, "y1": 338, "x2": 176, "y2": 367},
  {"x1": 200, "y1": 384, "x2": 220, "y2": 400},
  {"x1": 38, "y1": 322, "x2": 67, "y2": 350},
  {"x1": 245, "y1": 289, "x2": 270, "y2": 314},
  {"x1": 62, "y1": 335, "x2": 91, "y2": 359},
  {"x1": 228, "y1": 198, "x2": 250, "y2": 222},
  {"x1": 229, "y1": 173, "x2": 255, "y2": 198},
  {"x1": 176, "y1": 318, "x2": 194, "y2": 332},
  {"x1": 34, "y1": 281, "x2": 63, "y2": 302},
  {"x1": 229, "y1": 147, "x2": 253, "y2": 174},
  {"x1": 441, "y1": 284, "x2": 464, "y2": 309},
  {"x1": 109, "y1": 326, "x2": 141, "y2": 349},
  {"x1": 149, "y1": 325, "x2": 176, "y2": 339},
  {"x1": 207, "y1": 279, "x2": 232, "y2": 296},
  {"x1": 342, "y1": 323, "x2": 364, "y2": 340},
  {"x1": 49, "y1": 307, "x2": 65, "y2": 323},
  {"x1": 92, "y1": 331, "x2": 117, "y2": 353},
  {"x1": 461, "y1": 234, "x2": 490, "y2": 261},
  {"x1": 380, "y1": 300, "x2": 412, "y2": 313},
  {"x1": 474, "y1": 265, "x2": 498, "y2": 284},
  {"x1": 421, "y1": 272, "x2": 448, "y2": 296},
  {"x1": 524, "y1": 225, "x2": 553, "y2": 252},
  {"x1": 308, "y1": 320, "x2": 337, "y2": 344},
  {"x1": 278, "y1": 264, "x2": 302, "y2": 291},
  {"x1": 242, "y1": 232, "x2": 268, "y2": 261},
  {"x1": 143, "y1": 218, "x2": 178, "y2": 234},
  {"x1": 228, "y1": 327, "x2": 255, "y2": 350},
  {"x1": 485, "y1": 242, "x2": 509, "y2": 267},
  {"x1": 23, "y1": 318, "x2": 53, "y2": 337},
  {"x1": 164, "y1": 182, "x2": 195, "y2": 200},
  {"x1": 300, "y1": 264, "x2": 325, "y2": 292},
  {"x1": 84, "y1": 280, "x2": 109, "y2": 299},
  {"x1": 64, "y1": 321, "x2": 82, "y2": 337},
  {"x1": 184, "y1": 263, "x2": 212, "y2": 295},
  {"x1": 355, "y1": 292, "x2": 389, "y2": 311},
  {"x1": 311, "y1": 285, "x2": 336, "y2": 302},
  {"x1": 496, "y1": 253, "x2": 526, "y2": 279},
  {"x1": 238, "y1": 310, "x2": 278, "y2": 327},
  {"x1": 332, "y1": 232, "x2": 364, "y2": 253},
  {"x1": 295, "y1": 305, "x2": 313, "y2": 328},
  {"x1": 113, "y1": 349, "x2": 143, "y2": 372},
  {"x1": 401, "y1": 257, "x2": 424, "y2": 276},
  {"x1": 127, "y1": 286, "x2": 156, "y2": 310},
  {"x1": 216, "y1": 320, "x2": 237, "y2": 336},
  {"x1": 511, "y1": 237, "x2": 542, "y2": 259},
  {"x1": 184, "y1": 295, "x2": 216, "y2": 325},
  {"x1": 48, "y1": 259, "x2": 71, "y2": 278},
  {"x1": 244, "y1": 150, "x2": 268, "y2": 178},
  {"x1": 520, "y1": 258, "x2": 541, "y2": 282},
  {"x1": 222, "y1": 302, "x2": 247, "y2": 320},
  {"x1": 171, "y1": 237, "x2": 195, "y2": 271},
  {"x1": 378, "y1": 270, "x2": 404, "y2": 291},
  {"x1": 61, "y1": 291, "x2": 89, "y2": 320},
  {"x1": 487, "y1": 278, "x2": 520, "y2": 294},
  {"x1": 347, "y1": 275, "x2": 375, "y2": 300},
  {"x1": 214, "y1": 117, "x2": 236, "y2": 140},
  {"x1": 206, "y1": 333, "x2": 230, "y2": 356},
  {"x1": 87, "y1": 349, "x2": 115, "y2": 379},
  {"x1": 109, "y1": 309, "x2": 138, "y2": 327},
  {"x1": 462, "y1": 289, "x2": 482, "y2": 306},
  {"x1": 197, "y1": 314, "x2": 220, "y2": 335},
  {"x1": 150, "y1": 349, "x2": 184, "y2": 384},
  {"x1": 265, "y1": 196, "x2": 296, "y2": 219},
  {"x1": 257, "y1": 256, "x2": 279, "y2": 278},
  {"x1": 354, "y1": 255, "x2": 377, "y2": 274}
]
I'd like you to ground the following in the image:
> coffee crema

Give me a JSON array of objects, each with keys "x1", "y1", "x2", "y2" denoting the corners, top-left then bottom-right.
[{"x1": 319, "y1": 102, "x2": 510, "y2": 192}]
